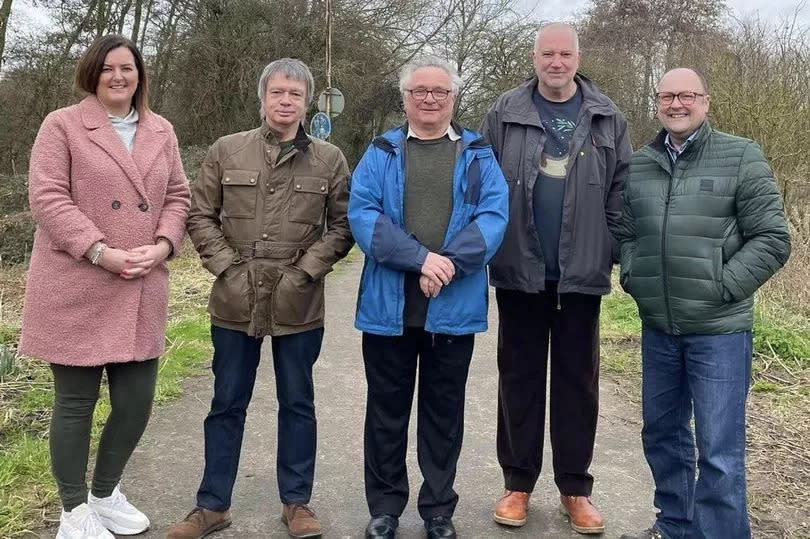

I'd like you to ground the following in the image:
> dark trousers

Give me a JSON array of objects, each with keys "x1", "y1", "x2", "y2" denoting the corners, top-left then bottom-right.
[
  {"x1": 50, "y1": 359, "x2": 158, "y2": 510},
  {"x1": 363, "y1": 329, "x2": 474, "y2": 519},
  {"x1": 496, "y1": 284, "x2": 601, "y2": 495},
  {"x1": 196, "y1": 325, "x2": 323, "y2": 511}
]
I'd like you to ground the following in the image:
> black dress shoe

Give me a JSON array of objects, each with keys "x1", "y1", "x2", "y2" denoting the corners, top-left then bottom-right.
[
  {"x1": 365, "y1": 514, "x2": 398, "y2": 539},
  {"x1": 425, "y1": 516, "x2": 456, "y2": 539}
]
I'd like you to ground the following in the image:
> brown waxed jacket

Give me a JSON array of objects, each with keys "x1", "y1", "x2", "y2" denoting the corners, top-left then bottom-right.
[{"x1": 187, "y1": 122, "x2": 353, "y2": 337}]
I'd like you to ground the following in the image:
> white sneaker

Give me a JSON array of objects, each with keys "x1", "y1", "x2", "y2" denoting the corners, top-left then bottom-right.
[
  {"x1": 55, "y1": 503, "x2": 114, "y2": 539},
  {"x1": 87, "y1": 485, "x2": 150, "y2": 535}
]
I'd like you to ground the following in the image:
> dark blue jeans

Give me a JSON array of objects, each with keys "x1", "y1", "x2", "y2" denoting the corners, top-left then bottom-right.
[
  {"x1": 196, "y1": 325, "x2": 323, "y2": 511},
  {"x1": 641, "y1": 327, "x2": 752, "y2": 539}
]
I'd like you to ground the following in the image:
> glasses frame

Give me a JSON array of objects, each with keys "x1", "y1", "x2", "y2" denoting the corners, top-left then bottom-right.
[
  {"x1": 655, "y1": 91, "x2": 707, "y2": 106},
  {"x1": 405, "y1": 88, "x2": 453, "y2": 101}
]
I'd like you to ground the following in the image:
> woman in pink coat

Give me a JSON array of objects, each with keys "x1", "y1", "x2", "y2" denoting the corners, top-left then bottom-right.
[{"x1": 20, "y1": 35, "x2": 189, "y2": 539}]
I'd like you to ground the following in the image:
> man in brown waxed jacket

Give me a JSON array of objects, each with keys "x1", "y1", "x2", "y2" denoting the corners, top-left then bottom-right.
[{"x1": 168, "y1": 58, "x2": 353, "y2": 539}]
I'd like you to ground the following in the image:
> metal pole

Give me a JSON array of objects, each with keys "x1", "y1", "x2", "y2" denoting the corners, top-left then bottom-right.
[{"x1": 325, "y1": 0, "x2": 332, "y2": 118}]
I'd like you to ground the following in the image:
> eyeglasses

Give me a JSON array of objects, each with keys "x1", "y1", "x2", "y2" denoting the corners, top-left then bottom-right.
[
  {"x1": 655, "y1": 91, "x2": 706, "y2": 106},
  {"x1": 406, "y1": 88, "x2": 452, "y2": 101}
]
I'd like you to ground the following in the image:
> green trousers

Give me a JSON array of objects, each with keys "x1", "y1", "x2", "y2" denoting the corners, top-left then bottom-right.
[{"x1": 49, "y1": 358, "x2": 157, "y2": 510}]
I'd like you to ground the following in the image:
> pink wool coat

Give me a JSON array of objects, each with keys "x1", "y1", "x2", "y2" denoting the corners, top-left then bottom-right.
[{"x1": 20, "y1": 95, "x2": 190, "y2": 366}]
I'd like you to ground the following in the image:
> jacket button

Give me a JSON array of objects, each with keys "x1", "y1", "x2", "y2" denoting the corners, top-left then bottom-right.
[
  {"x1": 250, "y1": 178, "x2": 256, "y2": 184},
  {"x1": 269, "y1": 187, "x2": 275, "y2": 193},
  {"x1": 224, "y1": 177, "x2": 231, "y2": 183},
  {"x1": 261, "y1": 233, "x2": 268, "y2": 239},
  {"x1": 320, "y1": 186, "x2": 326, "y2": 192},
  {"x1": 138, "y1": 202, "x2": 149, "y2": 212},
  {"x1": 111, "y1": 200, "x2": 121, "y2": 210},
  {"x1": 257, "y1": 280, "x2": 264, "y2": 286},
  {"x1": 296, "y1": 184, "x2": 301, "y2": 189}
]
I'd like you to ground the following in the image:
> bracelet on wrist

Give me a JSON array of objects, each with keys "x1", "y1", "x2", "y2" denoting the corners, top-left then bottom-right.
[{"x1": 90, "y1": 243, "x2": 107, "y2": 265}]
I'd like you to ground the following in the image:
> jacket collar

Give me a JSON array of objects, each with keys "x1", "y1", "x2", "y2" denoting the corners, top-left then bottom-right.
[
  {"x1": 260, "y1": 121, "x2": 312, "y2": 152},
  {"x1": 79, "y1": 95, "x2": 166, "y2": 202},
  {"x1": 375, "y1": 120, "x2": 486, "y2": 153},
  {"x1": 501, "y1": 73, "x2": 618, "y2": 127},
  {"x1": 649, "y1": 120, "x2": 712, "y2": 157}
]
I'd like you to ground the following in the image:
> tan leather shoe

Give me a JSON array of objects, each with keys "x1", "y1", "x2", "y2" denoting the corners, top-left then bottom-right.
[
  {"x1": 559, "y1": 495, "x2": 605, "y2": 534},
  {"x1": 165, "y1": 507, "x2": 231, "y2": 539},
  {"x1": 493, "y1": 489, "x2": 530, "y2": 526},
  {"x1": 281, "y1": 504, "x2": 322, "y2": 538}
]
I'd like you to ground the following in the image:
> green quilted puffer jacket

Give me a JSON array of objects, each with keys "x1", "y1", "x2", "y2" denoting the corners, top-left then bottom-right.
[{"x1": 618, "y1": 122, "x2": 791, "y2": 335}]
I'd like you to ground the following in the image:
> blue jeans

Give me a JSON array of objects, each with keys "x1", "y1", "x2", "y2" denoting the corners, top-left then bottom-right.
[
  {"x1": 196, "y1": 325, "x2": 323, "y2": 511},
  {"x1": 641, "y1": 327, "x2": 752, "y2": 539}
]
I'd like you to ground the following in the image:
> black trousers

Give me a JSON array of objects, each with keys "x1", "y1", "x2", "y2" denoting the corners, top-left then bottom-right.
[
  {"x1": 496, "y1": 284, "x2": 601, "y2": 496},
  {"x1": 50, "y1": 359, "x2": 158, "y2": 510},
  {"x1": 363, "y1": 328, "x2": 474, "y2": 519}
]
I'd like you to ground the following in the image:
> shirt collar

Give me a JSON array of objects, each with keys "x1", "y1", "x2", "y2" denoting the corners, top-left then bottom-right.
[
  {"x1": 664, "y1": 129, "x2": 699, "y2": 162},
  {"x1": 407, "y1": 123, "x2": 460, "y2": 141}
]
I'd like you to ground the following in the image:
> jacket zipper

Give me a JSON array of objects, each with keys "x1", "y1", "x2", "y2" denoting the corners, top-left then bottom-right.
[{"x1": 661, "y1": 172, "x2": 674, "y2": 333}]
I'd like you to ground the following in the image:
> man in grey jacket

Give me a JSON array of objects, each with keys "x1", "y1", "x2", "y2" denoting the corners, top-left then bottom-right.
[{"x1": 481, "y1": 22, "x2": 631, "y2": 534}]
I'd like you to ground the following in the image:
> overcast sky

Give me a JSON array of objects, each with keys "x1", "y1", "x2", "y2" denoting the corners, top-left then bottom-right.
[
  {"x1": 12, "y1": 0, "x2": 810, "y2": 36},
  {"x1": 518, "y1": 0, "x2": 809, "y2": 26}
]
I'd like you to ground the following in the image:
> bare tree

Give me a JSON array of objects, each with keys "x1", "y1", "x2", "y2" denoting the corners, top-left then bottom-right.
[{"x1": 0, "y1": 0, "x2": 12, "y2": 67}]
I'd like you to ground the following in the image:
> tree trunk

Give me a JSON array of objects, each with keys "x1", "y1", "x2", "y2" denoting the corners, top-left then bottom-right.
[
  {"x1": 130, "y1": 0, "x2": 143, "y2": 45},
  {"x1": 118, "y1": 0, "x2": 133, "y2": 34},
  {"x1": 0, "y1": 0, "x2": 13, "y2": 68}
]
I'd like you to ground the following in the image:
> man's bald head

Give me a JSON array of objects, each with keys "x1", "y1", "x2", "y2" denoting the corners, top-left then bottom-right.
[
  {"x1": 657, "y1": 68, "x2": 708, "y2": 94},
  {"x1": 534, "y1": 22, "x2": 579, "y2": 52}
]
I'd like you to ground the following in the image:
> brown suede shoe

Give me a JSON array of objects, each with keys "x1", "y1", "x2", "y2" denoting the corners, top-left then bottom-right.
[
  {"x1": 559, "y1": 495, "x2": 605, "y2": 534},
  {"x1": 281, "y1": 504, "x2": 322, "y2": 538},
  {"x1": 165, "y1": 507, "x2": 232, "y2": 539},
  {"x1": 493, "y1": 489, "x2": 530, "y2": 527}
]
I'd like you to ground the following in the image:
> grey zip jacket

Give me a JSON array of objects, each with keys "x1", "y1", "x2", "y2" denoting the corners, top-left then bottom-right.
[{"x1": 481, "y1": 73, "x2": 632, "y2": 294}]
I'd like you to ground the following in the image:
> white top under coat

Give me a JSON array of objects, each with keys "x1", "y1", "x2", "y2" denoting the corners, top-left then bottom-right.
[{"x1": 108, "y1": 108, "x2": 139, "y2": 152}]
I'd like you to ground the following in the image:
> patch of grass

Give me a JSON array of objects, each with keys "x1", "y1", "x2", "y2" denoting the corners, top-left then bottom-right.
[
  {"x1": 0, "y1": 434, "x2": 57, "y2": 538},
  {"x1": 601, "y1": 343, "x2": 641, "y2": 375},
  {"x1": 601, "y1": 287, "x2": 642, "y2": 340},
  {"x1": 753, "y1": 306, "x2": 810, "y2": 371},
  {"x1": 751, "y1": 379, "x2": 781, "y2": 393},
  {"x1": 0, "y1": 324, "x2": 19, "y2": 345},
  {"x1": 155, "y1": 318, "x2": 212, "y2": 403},
  {"x1": 600, "y1": 281, "x2": 642, "y2": 377}
]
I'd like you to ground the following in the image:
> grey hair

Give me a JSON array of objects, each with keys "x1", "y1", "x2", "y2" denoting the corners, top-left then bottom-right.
[
  {"x1": 257, "y1": 58, "x2": 315, "y2": 120},
  {"x1": 398, "y1": 56, "x2": 463, "y2": 96},
  {"x1": 534, "y1": 22, "x2": 579, "y2": 52}
]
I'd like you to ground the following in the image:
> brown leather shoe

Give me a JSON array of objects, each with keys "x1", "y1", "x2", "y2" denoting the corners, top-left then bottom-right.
[
  {"x1": 281, "y1": 504, "x2": 322, "y2": 538},
  {"x1": 493, "y1": 489, "x2": 530, "y2": 527},
  {"x1": 559, "y1": 495, "x2": 605, "y2": 534},
  {"x1": 165, "y1": 507, "x2": 232, "y2": 539}
]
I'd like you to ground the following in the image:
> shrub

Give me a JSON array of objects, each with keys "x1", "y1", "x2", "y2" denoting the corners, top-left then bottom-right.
[{"x1": 0, "y1": 212, "x2": 35, "y2": 266}]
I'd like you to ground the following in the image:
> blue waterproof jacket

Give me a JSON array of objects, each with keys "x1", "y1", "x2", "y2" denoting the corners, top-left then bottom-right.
[{"x1": 349, "y1": 123, "x2": 509, "y2": 336}]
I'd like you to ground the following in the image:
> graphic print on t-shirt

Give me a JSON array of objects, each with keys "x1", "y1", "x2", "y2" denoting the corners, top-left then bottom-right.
[{"x1": 539, "y1": 117, "x2": 576, "y2": 178}]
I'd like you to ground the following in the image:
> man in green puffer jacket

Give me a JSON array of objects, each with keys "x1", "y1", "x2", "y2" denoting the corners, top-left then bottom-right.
[{"x1": 618, "y1": 68, "x2": 791, "y2": 539}]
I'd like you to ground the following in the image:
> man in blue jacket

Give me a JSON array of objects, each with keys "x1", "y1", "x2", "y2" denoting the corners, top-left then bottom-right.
[{"x1": 349, "y1": 56, "x2": 508, "y2": 539}]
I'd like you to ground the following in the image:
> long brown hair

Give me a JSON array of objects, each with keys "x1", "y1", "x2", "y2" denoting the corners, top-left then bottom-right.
[{"x1": 74, "y1": 34, "x2": 149, "y2": 114}]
